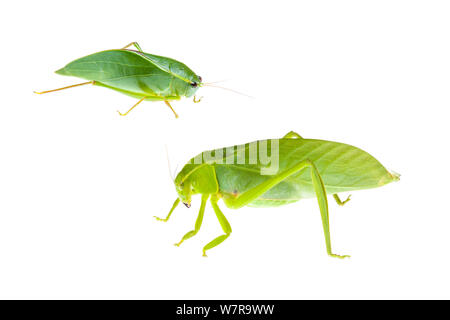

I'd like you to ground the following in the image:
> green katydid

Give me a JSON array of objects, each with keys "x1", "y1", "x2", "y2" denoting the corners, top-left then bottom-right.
[
  {"x1": 155, "y1": 131, "x2": 400, "y2": 258},
  {"x1": 35, "y1": 42, "x2": 208, "y2": 118}
]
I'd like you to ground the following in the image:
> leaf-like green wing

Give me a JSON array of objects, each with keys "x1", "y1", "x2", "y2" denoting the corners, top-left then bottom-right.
[
  {"x1": 55, "y1": 50, "x2": 195, "y2": 98},
  {"x1": 208, "y1": 138, "x2": 397, "y2": 203},
  {"x1": 279, "y1": 139, "x2": 397, "y2": 194},
  {"x1": 138, "y1": 52, "x2": 199, "y2": 84},
  {"x1": 55, "y1": 50, "x2": 163, "y2": 81}
]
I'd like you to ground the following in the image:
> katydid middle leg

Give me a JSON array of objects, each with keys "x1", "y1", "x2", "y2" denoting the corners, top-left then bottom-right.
[
  {"x1": 164, "y1": 100, "x2": 179, "y2": 118},
  {"x1": 333, "y1": 194, "x2": 351, "y2": 206},
  {"x1": 202, "y1": 194, "x2": 232, "y2": 257},
  {"x1": 117, "y1": 96, "x2": 146, "y2": 116},
  {"x1": 223, "y1": 160, "x2": 349, "y2": 259},
  {"x1": 174, "y1": 194, "x2": 209, "y2": 247}
]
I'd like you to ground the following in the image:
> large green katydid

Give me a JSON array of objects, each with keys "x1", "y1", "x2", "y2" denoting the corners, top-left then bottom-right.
[
  {"x1": 155, "y1": 131, "x2": 400, "y2": 258},
  {"x1": 35, "y1": 42, "x2": 205, "y2": 118}
]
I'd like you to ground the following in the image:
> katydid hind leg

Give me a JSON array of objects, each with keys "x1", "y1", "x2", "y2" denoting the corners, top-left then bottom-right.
[
  {"x1": 121, "y1": 42, "x2": 143, "y2": 52},
  {"x1": 224, "y1": 160, "x2": 349, "y2": 259},
  {"x1": 310, "y1": 162, "x2": 350, "y2": 259},
  {"x1": 34, "y1": 81, "x2": 94, "y2": 95},
  {"x1": 202, "y1": 195, "x2": 232, "y2": 257},
  {"x1": 333, "y1": 194, "x2": 351, "y2": 206},
  {"x1": 282, "y1": 131, "x2": 303, "y2": 139},
  {"x1": 174, "y1": 194, "x2": 209, "y2": 247},
  {"x1": 154, "y1": 198, "x2": 180, "y2": 222}
]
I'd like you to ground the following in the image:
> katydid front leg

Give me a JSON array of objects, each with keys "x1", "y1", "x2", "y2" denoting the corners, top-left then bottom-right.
[
  {"x1": 174, "y1": 194, "x2": 209, "y2": 247},
  {"x1": 193, "y1": 96, "x2": 202, "y2": 103},
  {"x1": 154, "y1": 198, "x2": 180, "y2": 222},
  {"x1": 202, "y1": 194, "x2": 232, "y2": 257},
  {"x1": 223, "y1": 160, "x2": 349, "y2": 259}
]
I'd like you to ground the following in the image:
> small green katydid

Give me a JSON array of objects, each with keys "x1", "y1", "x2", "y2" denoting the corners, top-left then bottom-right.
[
  {"x1": 155, "y1": 131, "x2": 400, "y2": 258},
  {"x1": 35, "y1": 42, "x2": 205, "y2": 118}
]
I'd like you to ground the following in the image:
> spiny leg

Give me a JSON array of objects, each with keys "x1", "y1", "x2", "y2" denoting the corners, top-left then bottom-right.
[
  {"x1": 154, "y1": 198, "x2": 180, "y2": 222},
  {"x1": 117, "y1": 96, "x2": 146, "y2": 116},
  {"x1": 34, "y1": 81, "x2": 94, "y2": 95},
  {"x1": 309, "y1": 162, "x2": 349, "y2": 259},
  {"x1": 121, "y1": 42, "x2": 143, "y2": 52},
  {"x1": 174, "y1": 194, "x2": 209, "y2": 247},
  {"x1": 164, "y1": 100, "x2": 179, "y2": 118},
  {"x1": 282, "y1": 131, "x2": 303, "y2": 139},
  {"x1": 203, "y1": 195, "x2": 232, "y2": 257},
  {"x1": 333, "y1": 194, "x2": 351, "y2": 206},
  {"x1": 224, "y1": 160, "x2": 349, "y2": 259}
]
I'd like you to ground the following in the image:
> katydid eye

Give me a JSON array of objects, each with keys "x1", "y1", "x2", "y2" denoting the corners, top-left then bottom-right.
[
  {"x1": 198, "y1": 76, "x2": 202, "y2": 82},
  {"x1": 190, "y1": 82, "x2": 198, "y2": 88}
]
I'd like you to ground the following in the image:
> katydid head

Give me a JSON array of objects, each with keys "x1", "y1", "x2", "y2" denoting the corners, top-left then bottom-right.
[
  {"x1": 185, "y1": 75, "x2": 203, "y2": 97},
  {"x1": 173, "y1": 163, "x2": 219, "y2": 207},
  {"x1": 174, "y1": 179, "x2": 193, "y2": 208},
  {"x1": 173, "y1": 163, "x2": 195, "y2": 207}
]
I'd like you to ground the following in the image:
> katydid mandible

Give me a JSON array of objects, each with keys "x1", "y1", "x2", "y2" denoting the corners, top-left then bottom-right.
[
  {"x1": 35, "y1": 42, "x2": 204, "y2": 118},
  {"x1": 155, "y1": 131, "x2": 400, "y2": 258}
]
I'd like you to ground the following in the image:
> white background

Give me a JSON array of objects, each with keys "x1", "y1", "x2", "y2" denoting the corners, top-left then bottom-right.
[{"x1": 1, "y1": 1, "x2": 449, "y2": 299}]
